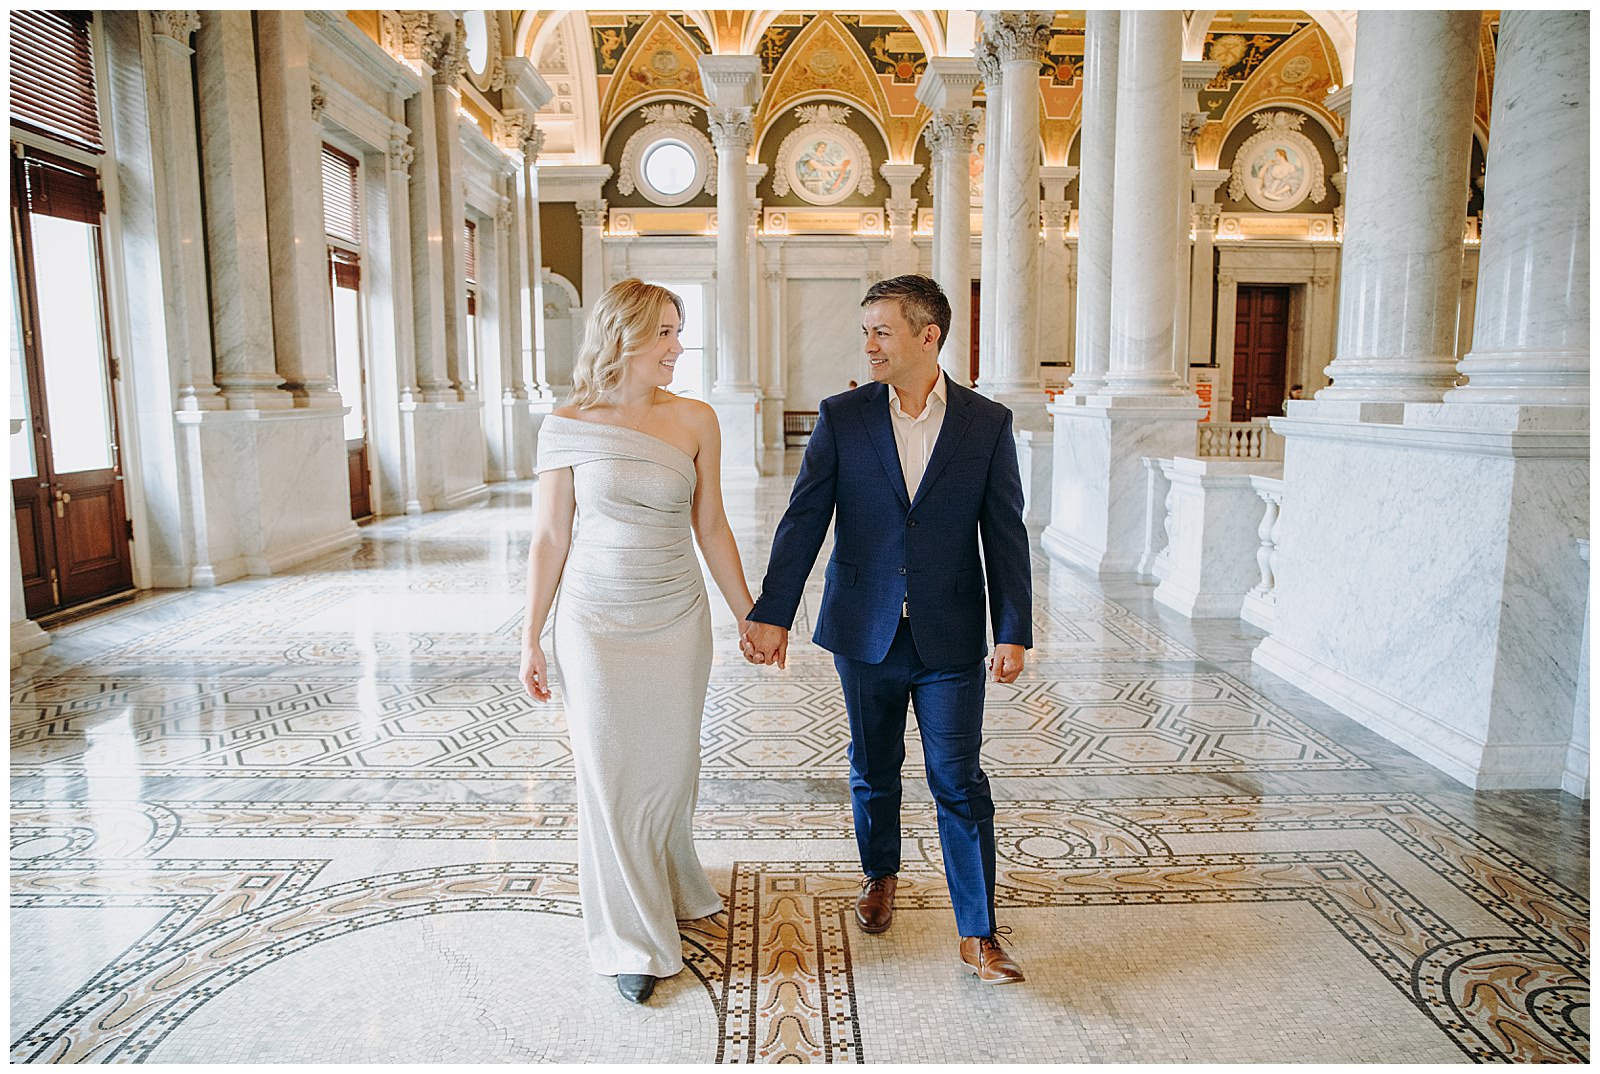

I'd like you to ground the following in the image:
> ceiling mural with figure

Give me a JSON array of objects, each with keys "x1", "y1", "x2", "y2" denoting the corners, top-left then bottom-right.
[{"x1": 484, "y1": 9, "x2": 1499, "y2": 193}]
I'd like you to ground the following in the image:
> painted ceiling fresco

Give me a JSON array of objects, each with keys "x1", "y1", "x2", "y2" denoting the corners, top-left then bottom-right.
[{"x1": 490, "y1": 10, "x2": 1498, "y2": 168}]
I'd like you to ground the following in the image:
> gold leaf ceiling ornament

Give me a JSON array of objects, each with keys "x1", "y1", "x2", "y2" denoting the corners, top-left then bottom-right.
[
  {"x1": 599, "y1": 13, "x2": 710, "y2": 136},
  {"x1": 756, "y1": 12, "x2": 891, "y2": 146},
  {"x1": 1219, "y1": 22, "x2": 1341, "y2": 141}
]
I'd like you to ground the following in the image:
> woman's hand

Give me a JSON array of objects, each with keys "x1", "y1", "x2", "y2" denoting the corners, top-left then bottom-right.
[{"x1": 521, "y1": 643, "x2": 552, "y2": 702}]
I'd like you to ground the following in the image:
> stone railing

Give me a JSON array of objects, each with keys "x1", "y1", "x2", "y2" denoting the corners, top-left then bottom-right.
[
  {"x1": 1196, "y1": 419, "x2": 1283, "y2": 460},
  {"x1": 1239, "y1": 475, "x2": 1285, "y2": 629}
]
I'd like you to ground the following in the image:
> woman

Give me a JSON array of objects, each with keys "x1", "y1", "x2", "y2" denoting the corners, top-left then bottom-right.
[{"x1": 520, "y1": 279, "x2": 755, "y2": 1005}]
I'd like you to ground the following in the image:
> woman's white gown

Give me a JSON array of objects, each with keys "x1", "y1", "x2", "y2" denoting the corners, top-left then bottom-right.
[{"x1": 536, "y1": 416, "x2": 724, "y2": 977}]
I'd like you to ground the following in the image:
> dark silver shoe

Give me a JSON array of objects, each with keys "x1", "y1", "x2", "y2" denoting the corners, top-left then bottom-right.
[{"x1": 617, "y1": 973, "x2": 656, "y2": 1003}]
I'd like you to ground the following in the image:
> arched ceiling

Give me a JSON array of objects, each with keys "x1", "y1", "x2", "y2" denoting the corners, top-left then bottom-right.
[{"x1": 495, "y1": 10, "x2": 1497, "y2": 168}]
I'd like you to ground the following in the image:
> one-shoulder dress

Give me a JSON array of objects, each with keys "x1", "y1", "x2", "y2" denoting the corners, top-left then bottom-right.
[{"x1": 534, "y1": 415, "x2": 724, "y2": 977}]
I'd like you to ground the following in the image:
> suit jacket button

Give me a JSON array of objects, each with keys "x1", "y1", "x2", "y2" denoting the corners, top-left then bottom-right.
[
  {"x1": 906, "y1": 519, "x2": 916, "y2": 527},
  {"x1": 898, "y1": 567, "x2": 906, "y2": 575}
]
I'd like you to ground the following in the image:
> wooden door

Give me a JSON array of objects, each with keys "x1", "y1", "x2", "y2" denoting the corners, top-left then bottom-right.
[
  {"x1": 969, "y1": 279, "x2": 981, "y2": 385},
  {"x1": 10, "y1": 150, "x2": 133, "y2": 617},
  {"x1": 1231, "y1": 284, "x2": 1290, "y2": 421}
]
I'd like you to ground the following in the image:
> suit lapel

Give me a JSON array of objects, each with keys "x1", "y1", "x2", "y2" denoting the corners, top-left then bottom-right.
[
  {"x1": 856, "y1": 383, "x2": 911, "y2": 511},
  {"x1": 909, "y1": 374, "x2": 975, "y2": 512}
]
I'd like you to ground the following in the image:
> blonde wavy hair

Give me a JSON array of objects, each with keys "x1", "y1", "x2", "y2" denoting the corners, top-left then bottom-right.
[{"x1": 568, "y1": 278, "x2": 685, "y2": 408}]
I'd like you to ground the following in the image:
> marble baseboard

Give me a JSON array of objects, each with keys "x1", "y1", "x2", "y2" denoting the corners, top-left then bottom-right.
[
  {"x1": 1562, "y1": 743, "x2": 1589, "y2": 799},
  {"x1": 1254, "y1": 634, "x2": 1572, "y2": 791},
  {"x1": 1239, "y1": 591, "x2": 1277, "y2": 631},
  {"x1": 1153, "y1": 573, "x2": 1246, "y2": 619},
  {"x1": 1041, "y1": 523, "x2": 1141, "y2": 577}
]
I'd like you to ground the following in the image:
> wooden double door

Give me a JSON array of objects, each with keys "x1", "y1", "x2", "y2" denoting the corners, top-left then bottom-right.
[
  {"x1": 10, "y1": 149, "x2": 132, "y2": 618},
  {"x1": 1231, "y1": 284, "x2": 1291, "y2": 421}
]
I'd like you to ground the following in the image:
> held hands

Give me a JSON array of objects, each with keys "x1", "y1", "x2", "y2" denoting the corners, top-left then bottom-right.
[
  {"x1": 989, "y1": 643, "x2": 1025, "y2": 684},
  {"x1": 520, "y1": 642, "x2": 553, "y2": 702},
  {"x1": 740, "y1": 618, "x2": 788, "y2": 670}
]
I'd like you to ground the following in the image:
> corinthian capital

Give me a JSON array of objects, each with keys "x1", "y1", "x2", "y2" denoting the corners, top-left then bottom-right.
[
  {"x1": 706, "y1": 107, "x2": 754, "y2": 151},
  {"x1": 150, "y1": 10, "x2": 200, "y2": 43},
  {"x1": 980, "y1": 11, "x2": 1054, "y2": 66},
  {"x1": 972, "y1": 35, "x2": 1003, "y2": 89},
  {"x1": 923, "y1": 109, "x2": 981, "y2": 158},
  {"x1": 576, "y1": 201, "x2": 608, "y2": 229}
]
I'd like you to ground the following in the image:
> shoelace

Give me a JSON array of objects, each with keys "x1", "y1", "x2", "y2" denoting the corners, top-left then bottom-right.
[
  {"x1": 861, "y1": 875, "x2": 893, "y2": 895},
  {"x1": 981, "y1": 925, "x2": 1017, "y2": 954}
]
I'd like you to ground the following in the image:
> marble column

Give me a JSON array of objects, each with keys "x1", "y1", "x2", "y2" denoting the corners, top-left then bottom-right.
[
  {"x1": 385, "y1": 122, "x2": 424, "y2": 515},
  {"x1": 1066, "y1": 9, "x2": 1117, "y2": 398},
  {"x1": 193, "y1": 11, "x2": 285, "y2": 410},
  {"x1": 879, "y1": 163, "x2": 923, "y2": 277},
  {"x1": 507, "y1": 121, "x2": 546, "y2": 396},
  {"x1": 1316, "y1": 10, "x2": 1478, "y2": 403},
  {"x1": 978, "y1": 11, "x2": 1053, "y2": 429},
  {"x1": 433, "y1": 28, "x2": 470, "y2": 398},
  {"x1": 575, "y1": 200, "x2": 608, "y2": 311},
  {"x1": 974, "y1": 39, "x2": 1002, "y2": 391},
  {"x1": 699, "y1": 54, "x2": 763, "y2": 476},
  {"x1": 1043, "y1": 9, "x2": 1201, "y2": 578},
  {"x1": 706, "y1": 108, "x2": 756, "y2": 393},
  {"x1": 922, "y1": 110, "x2": 979, "y2": 386},
  {"x1": 1102, "y1": 10, "x2": 1190, "y2": 401},
  {"x1": 144, "y1": 11, "x2": 221, "y2": 410},
  {"x1": 1037, "y1": 166, "x2": 1074, "y2": 370},
  {"x1": 254, "y1": 10, "x2": 338, "y2": 406},
  {"x1": 401, "y1": 14, "x2": 452, "y2": 404},
  {"x1": 915, "y1": 57, "x2": 981, "y2": 387},
  {"x1": 1447, "y1": 10, "x2": 1589, "y2": 405},
  {"x1": 1257, "y1": 10, "x2": 1588, "y2": 792}
]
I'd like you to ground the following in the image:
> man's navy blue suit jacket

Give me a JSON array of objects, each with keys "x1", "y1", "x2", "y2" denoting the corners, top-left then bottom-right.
[{"x1": 749, "y1": 375, "x2": 1033, "y2": 669}]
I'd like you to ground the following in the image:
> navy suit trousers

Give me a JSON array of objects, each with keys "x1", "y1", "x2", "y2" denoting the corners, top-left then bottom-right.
[{"x1": 835, "y1": 618, "x2": 996, "y2": 937}]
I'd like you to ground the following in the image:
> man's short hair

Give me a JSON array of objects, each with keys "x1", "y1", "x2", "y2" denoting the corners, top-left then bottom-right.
[{"x1": 862, "y1": 274, "x2": 952, "y2": 352}]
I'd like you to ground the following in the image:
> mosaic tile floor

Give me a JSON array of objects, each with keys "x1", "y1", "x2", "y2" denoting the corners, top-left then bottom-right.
[{"x1": 10, "y1": 461, "x2": 1590, "y2": 1063}]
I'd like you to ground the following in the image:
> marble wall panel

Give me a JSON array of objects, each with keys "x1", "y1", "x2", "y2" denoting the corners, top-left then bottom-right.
[
  {"x1": 785, "y1": 278, "x2": 868, "y2": 410},
  {"x1": 1260, "y1": 427, "x2": 1587, "y2": 788}
]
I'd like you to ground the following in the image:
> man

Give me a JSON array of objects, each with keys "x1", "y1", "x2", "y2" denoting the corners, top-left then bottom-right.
[{"x1": 743, "y1": 274, "x2": 1033, "y2": 984}]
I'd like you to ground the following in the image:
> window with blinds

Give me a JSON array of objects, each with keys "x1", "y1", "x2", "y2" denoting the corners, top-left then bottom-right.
[
  {"x1": 17, "y1": 153, "x2": 102, "y2": 224},
  {"x1": 9, "y1": 10, "x2": 102, "y2": 151},
  {"x1": 463, "y1": 219, "x2": 477, "y2": 284},
  {"x1": 321, "y1": 144, "x2": 361, "y2": 245}
]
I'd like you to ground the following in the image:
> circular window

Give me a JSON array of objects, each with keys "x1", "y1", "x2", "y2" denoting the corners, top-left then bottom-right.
[
  {"x1": 643, "y1": 140, "x2": 696, "y2": 197},
  {"x1": 462, "y1": 11, "x2": 489, "y2": 79}
]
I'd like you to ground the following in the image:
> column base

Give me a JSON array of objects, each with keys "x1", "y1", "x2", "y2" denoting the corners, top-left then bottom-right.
[
  {"x1": 11, "y1": 617, "x2": 50, "y2": 667},
  {"x1": 710, "y1": 391, "x2": 761, "y2": 479}
]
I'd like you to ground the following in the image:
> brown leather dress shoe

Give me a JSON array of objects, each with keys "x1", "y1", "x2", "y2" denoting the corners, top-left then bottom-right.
[
  {"x1": 959, "y1": 931, "x2": 1025, "y2": 984},
  {"x1": 854, "y1": 874, "x2": 897, "y2": 933}
]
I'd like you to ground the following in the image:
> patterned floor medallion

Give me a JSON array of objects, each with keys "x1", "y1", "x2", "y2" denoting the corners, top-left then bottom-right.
[{"x1": 9, "y1": 472, "x2": 1588, "y2": 1063}]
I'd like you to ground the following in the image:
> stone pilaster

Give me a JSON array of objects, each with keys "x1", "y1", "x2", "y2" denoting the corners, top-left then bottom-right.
[
  {"x1": 254, "y1": 10, "x2": 339, "y2": 405},
  {"x1": 1187, "y1": 171, "x2": 1227, "y2": 366},
  {"x1": 193, "y1": 11, "x2": 286, "y2": 409},
  {"x1": 145, "y1": 10, "x2": 222, "y2": 410}
]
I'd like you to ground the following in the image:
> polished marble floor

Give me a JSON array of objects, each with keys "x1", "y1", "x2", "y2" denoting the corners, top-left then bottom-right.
[{"x1": 9, "y1": 459, "x2": 1590, "y2": 1063}]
